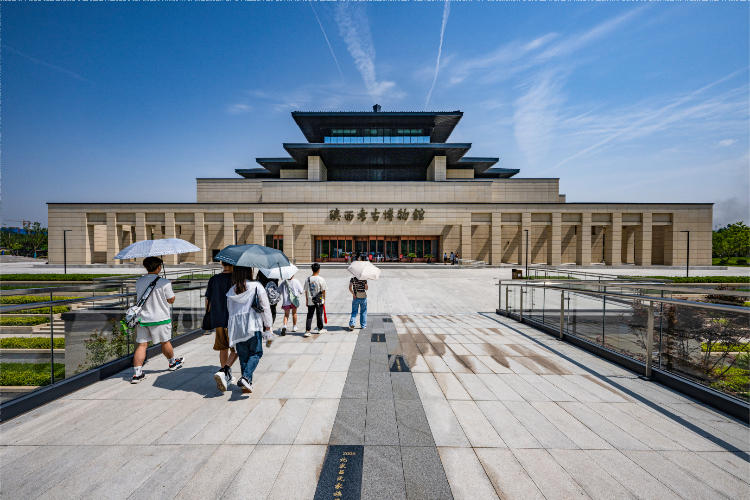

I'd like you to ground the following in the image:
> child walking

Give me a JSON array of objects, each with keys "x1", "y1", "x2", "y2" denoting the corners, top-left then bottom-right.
[{"x1": 279, "y1": 273, "x2": 303, "y2": 336}]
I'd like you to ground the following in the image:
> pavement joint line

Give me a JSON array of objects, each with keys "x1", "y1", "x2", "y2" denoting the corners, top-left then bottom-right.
[{"x1": 478, "y1": 311, "x2": 750, "y2": 461}]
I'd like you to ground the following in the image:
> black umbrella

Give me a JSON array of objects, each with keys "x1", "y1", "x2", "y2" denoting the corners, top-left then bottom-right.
[{"x1": 214, "y1": 244, "x2": 290, "y2": 269}]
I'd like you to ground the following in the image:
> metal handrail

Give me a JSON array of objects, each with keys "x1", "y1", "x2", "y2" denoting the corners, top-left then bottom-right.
[
  {"x1": 1, "y1": 283, "x2": 127, "y2": 296},
  {"x1": 498, "y1": 280, "x2": 750, "y2": 298},
  {"x1": 500, "y1": 282, "x2": 750, "y2": 314},
  {"x1": 523, "y1": 266, "x2": 673, "y2": 283}
]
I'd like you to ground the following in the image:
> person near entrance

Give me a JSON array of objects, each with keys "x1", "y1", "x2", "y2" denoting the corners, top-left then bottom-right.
[
  {"x1": 451, "y1": 251, "x2": 455, "y2": 265},
  {"x1": 443, "y1": 252, "x2": 448, "y2": 263},
  {"x1": 348, "y1": 276, "x2": 368, "y2": 331},
  {"x1": 131, "y1": 257, "x2": 184, "y2": 384},
  {"x1": 208, "y1": 261, "x2": 238, "y2": 392},
  {"x1": 279, "y1": 273, "x2": 303, "y2": 335},
  {"x1": 304, "y1": 263, "x2": 327, "y2": 337}
]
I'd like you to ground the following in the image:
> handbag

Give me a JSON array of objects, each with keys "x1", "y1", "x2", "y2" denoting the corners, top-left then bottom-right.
[
  {"x1": 251, "y1": 288, "x2": 265, "y2": 314},
  {"x1": 356, "y1": 291, "x2": 367, "y2": 299},
  {"x1": 201, "y1": 303, "x2": 212, "y2": 331},
  {"x1": 285, "y1": 280, "x2": 301, "y2": 308}
]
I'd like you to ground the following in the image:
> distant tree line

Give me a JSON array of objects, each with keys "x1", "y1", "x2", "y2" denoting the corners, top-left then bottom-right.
[
  {"x1": 0, "y1": 222, "x2": 48, "y2": 258},
  {"x1": 713, "y1": 222, "x2": 750, "y2": 263}
]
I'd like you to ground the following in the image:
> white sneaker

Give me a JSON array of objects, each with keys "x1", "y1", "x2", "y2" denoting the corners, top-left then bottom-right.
[
  {"x1": 303, "y1": 331, "x2": 311, "y2": 338},
  {"x1": 315, "y1": 328, "x2": 327, "y2": 334},
  {"x1": 214, "y1": 370, "x2": 228, "y2": 392},
  {"x1": 292, "y1": 325, "x2": 298, "y2": 332}
]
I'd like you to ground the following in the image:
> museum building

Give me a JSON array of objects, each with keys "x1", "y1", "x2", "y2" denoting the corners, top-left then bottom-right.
[{"x1": 48, "y1": 106, "x2": 712, "y2": 266}]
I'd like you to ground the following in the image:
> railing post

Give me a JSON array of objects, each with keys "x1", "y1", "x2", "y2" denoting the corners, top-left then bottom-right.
[
  {"x1": 520, "y1": 286, "x2": 524, "y2": 321},
  {"x1": 506, "y1": 286, "x2": 509, "y2": 316},
  {"x1": 499, "y1": 284, "x2": 502, "y2": 312},
  {"x1": 646, "y1": 301, "x2": 654, "y2": 379},
  {"x1": 50, "y1": 291, "x2": 54, "y2": 384},
  {"x1": 559, "y1": 291, "x2": 565, "y2": 340}
]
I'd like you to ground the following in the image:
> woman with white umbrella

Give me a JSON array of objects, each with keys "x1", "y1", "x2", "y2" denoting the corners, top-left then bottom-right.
[
  {"x1": 347, "y1": 260, "x2": 380, "y2": 331},
  {"x1": 261, "y1": 264, "x2": 303, "y2": 336}
]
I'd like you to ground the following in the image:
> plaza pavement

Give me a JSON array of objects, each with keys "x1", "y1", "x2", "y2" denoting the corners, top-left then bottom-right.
[{"x1": 1, "y1": 267, "x2": 749, "y2": 499}]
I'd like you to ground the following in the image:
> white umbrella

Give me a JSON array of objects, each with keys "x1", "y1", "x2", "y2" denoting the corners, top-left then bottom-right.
[
  {"x1": 347, "y1": 261, "x2": 381, "y2": 281},
  {"x1": 259, "y1": 264, "x2": 299, "y2": 280},
  {"x1": 113, "y1": 238, "x2": 201, "y2": 260}
]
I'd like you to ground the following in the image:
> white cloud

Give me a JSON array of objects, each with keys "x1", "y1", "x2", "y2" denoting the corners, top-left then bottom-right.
[
  {"x1": 227, "y1": 104, "x2": 251, "y2": 114},
  {"x1": 335, "y1": 3, "x2": 396, "y2": 103},
  {"x1": 425, "y1": 0, "x2": 451, "y2": 110},
  {"x1": 717, "y1": 139, "x2": 736, "y2": 147}
]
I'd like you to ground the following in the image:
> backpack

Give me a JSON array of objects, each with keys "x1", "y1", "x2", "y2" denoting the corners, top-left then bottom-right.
[
  {"x1": 265, "y1": 281, "x2": 281, "y2": 305},
  {"x1": 307, "y1": 277, "x2": 324, "y2": 306},
  {"x1": 123, "y1": 275, "x2": 161, "y2": 329}
]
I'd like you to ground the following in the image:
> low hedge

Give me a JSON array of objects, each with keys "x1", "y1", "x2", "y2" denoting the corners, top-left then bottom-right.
[
  {"x1": 0, "y1": 317, "x2": 51, "y2": 326},
  {"x1": 12, "y1": 306, "x2": 70, "y2": 315},
  {"x1": 0, "y1": 274, "x2": 120, "y2": 281},
  {"x1": 178, "y1": 274, "x2": 213, "y2": 279},
  {"x1": 0, "y1": 337, "x2": 65, "y2": 349},
  {"x1": 1, "y1": 296, "x2": 83, "y2": 305},
  {"x1": 0, "y1": 363, "x2": 65, "y2": 386},
  {"x1": 523, "y1": 276, "x2": 578, "y2": 280},
  {"x1": 702, "y1": 343, "x2": 750, "y2": 353}
]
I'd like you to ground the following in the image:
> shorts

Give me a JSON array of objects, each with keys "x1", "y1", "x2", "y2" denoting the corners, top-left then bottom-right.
[
  {"x1": 136, "y1": 323, "x2": 172, "y2": 344},
  {"x1": 213, "y1": 327, "x2": 236, "y2": 352},
  {"x1": 281, "y1": 304, "x2": 297, "y2": 311}
]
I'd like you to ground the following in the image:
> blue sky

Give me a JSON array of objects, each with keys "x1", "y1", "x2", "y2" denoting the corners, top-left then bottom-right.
[{"x1": 3, "y1": 2, "x2": 748, "y2": 227}]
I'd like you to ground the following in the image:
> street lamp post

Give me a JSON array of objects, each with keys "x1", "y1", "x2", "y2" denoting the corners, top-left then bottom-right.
[
  {"x1": 63, "y1": 230, "x2": 71, "y2": 275},
  {"x1": 681, "y1": 230, "x2": 690, "y2": 278},
  {"x1": 524, "y1": 229, "x2": 529, "y2": 278}
]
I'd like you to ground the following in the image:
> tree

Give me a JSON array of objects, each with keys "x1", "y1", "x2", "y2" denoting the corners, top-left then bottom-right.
[
  {"x1": 25, "y1": 222, "x2": 48, "y2": 258},
  {"x1": 0, "y1": 231, "x2": 23, "y2": 256},
  {"x1": 713, "y1": 222, "x2": 750, "y2": 259}
]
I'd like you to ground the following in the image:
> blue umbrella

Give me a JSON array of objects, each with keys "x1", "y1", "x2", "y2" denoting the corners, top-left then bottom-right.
[{"x1": 214, "y1": 244, "x2": 290, "y2": 269}]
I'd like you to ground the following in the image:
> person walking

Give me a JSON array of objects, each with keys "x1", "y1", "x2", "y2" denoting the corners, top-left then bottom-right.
[
  {"x1": 304, "y1": 263, "x2": 327, "y2": 337},
  {"x1": 226, "y1": 266, "x2": 273, "y2": 393},
  {"x1": 257, "y1": 270, "x2": 280, "y2": 326},
  {"x1": 131, "y1": 257, "x2": 184, "y2": 384},
  {"x1": 443, "y1": 252, "x2": 448, "y2": 263},
  {"x1": 450, "y1": 251, "x2": 455, "y2": 265},
  {"x1": 348, "y1": 275, "x2": 368, "y2": 331},
  {"x1": 208, "y1": 261, "x2": 238, "y2": 392},
  {"x1": 279, "y1": 273, "x2": 303, "y2": 336}
]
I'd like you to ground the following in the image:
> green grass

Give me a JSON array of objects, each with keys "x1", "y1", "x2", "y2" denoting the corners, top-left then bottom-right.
[
  {"x1": 0, "y1": 274, "x2": 121, "y2": 282},
  {"x1": 0, "y1": 363, "x2": 65, "y2": 386},
  {"x1": 0, "y1": 317, "x2": 51, "y2": 326},
  {"x1": 178, "y1": 274, "x2": 213, "y2": 279},
  {"x1": 635, "y1": 276, "x2": 750, "y2": 284},
  {"x1": 1, "y1": 296, "x2": 83, "y2": 305},
  {"x1": 712, "y1": 257, "x2": 750, "y2": 267},
  {"x1": 11, "y1": 306, "x2": 70, "y2": 314},
  {"x1": 522, "y1": 276, "x2": 578, "y2": 280},
  {"x1": 0, "y1": 337, "x2": 64, "y2": 349},
  {"x1": 701, "y1": 342, "x2": 750, "y2": 353}
]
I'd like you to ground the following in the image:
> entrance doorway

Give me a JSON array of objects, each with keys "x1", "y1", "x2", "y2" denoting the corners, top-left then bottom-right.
[{"x1": 315, "y1": 236, "x2": 440, "y2": 262}]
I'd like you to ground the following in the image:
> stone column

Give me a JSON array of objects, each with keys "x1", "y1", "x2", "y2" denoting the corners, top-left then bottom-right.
[
  {"x1": 547, "y1": 213, "x2": 561, "y2": 266},
  {"x1": 284, "y1": 217, "x2": 294, "y2": 261},
  {"x1": 664, "y1": 224, "x2": 676, "y2": 266},
  {"x1": 194, "y1": 212, "x2": 206, "y2": 265},
  {"x1": 605, "y1": 213, "x2": 622, "y2": 266},
  {"x1": 106, "y1": 212, "x2": 118, "y2": 264},
  {"x1": 577, "y1": 213, "x2": 592, "y2": 266},
  {"x1": 520, "y1": 213, "x2": 531, "y2": 267},
  {"x1": 461, "y1": 221, "x2": 472, "y2": 262},
  {"x1": 223, "y1": 212, "x2": 234, "y2": 248},
  {"x1": 634, "y1": 213, "x2": 652, "y2": 266},
  {"x1": 163, "y1": 213, "x2": 177, "y2": 265},
  {"x1": 426, "y1": 156, "x2": 446, "y2": 181},
  {"x1": 134, "y1": 213, "x2": 146, "y2": 264},
  {"x1": 308, "y1": 156, "x2": 327, "y2": 182},
  {"x1": 491, "y1": 213, "x2": 502, "y2": 265},
  {"x1": 253, "y1": 212, "x2": 264, "y2": 245}
]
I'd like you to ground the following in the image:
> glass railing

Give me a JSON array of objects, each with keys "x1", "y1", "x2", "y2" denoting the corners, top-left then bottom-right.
[
  {"x1": 499, "y1": 280, "x2": 750, "y2": 402},
  {"x1": 0, "y1": 275, "x2": 213, "y2": 404}
]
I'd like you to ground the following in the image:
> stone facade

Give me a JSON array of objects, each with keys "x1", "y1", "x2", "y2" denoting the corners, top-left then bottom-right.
[{"x1": 48, "y1": 156, "x2": 713, "y2": 266}]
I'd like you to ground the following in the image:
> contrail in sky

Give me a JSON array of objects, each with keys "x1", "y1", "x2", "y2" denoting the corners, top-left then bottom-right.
[
  {"x1": 309, "y1": 1, "x2": 345, "y2": 83},
  {"x1": 3, "y1": 45, "x2": 90, "y2": 82},
  {"x1": 425, "y1": 0, "x2": 450, "y2": 110}
]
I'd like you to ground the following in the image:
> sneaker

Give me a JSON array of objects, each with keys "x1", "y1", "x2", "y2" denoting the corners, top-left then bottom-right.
[
  {"x1": 348, "y1": 325, "x2": 355, "y2": 331},
  {"x1": 131, "y1": 373, "x2": 146, "y2": 384},
  {"x1": 238, "y1": 377, "x2": 253, "y2": 393},
  {"x1": 281, "y1": 327, "x2": 286, "y2": 336},
  {"x1": 315, "y1": 328, "x2": 327, "y2": 334},
  {"x1": 169, "y1": 357, "x2": 185, "y2": 371},
  {"x1": 292, "y1": 325, "x2": 298, "y2": 332},
  {"x1": 214, "y1": 370, "x2": 228, "y2": 392},
  {"x1": 303, "y1": 331, "x2": 311, "y2": 338}
]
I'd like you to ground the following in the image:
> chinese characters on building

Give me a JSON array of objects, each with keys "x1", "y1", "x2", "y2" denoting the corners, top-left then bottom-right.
[{"x1": 329, "y1": 208, "x2": 425, "y2": 222}]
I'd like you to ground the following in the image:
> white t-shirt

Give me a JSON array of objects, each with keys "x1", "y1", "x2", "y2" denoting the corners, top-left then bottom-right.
[
  {"x1": 135, "y1": 274, "x2": 175, "y2": 324},
  {"x1": 304, "y1": 275, "x2": 327, "y2": 306}
]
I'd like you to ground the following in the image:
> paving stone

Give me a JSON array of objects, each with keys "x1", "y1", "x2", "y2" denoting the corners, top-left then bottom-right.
[
  {"x1": 395, "y1": 400, "x2": 435, "y2": 447},
  {"x1": 391, "y1": 372, "x2": 421, "y2": 401},
  {"x1": 368, "y1": 369, "x2": 394, "y2": 400},
  {"x1": 268, "y1": 444, "x2": 328, "y2": 499},
  {"x1": 259, "y1": 398, "x2": 313, "y2": 444},
  {"x1": 342, "y1": 368, "x2": 370, "y2": 399},
  {"x1": 329, "y1": 398, "x2": 367, "y2": 446},
  {"x1": 475, "y1": 448, "x2": 546, "y2": 500},
  {"x1": 512, "y1": 449, "x2": 590, "y2": 500},
  {"x1": 361, "y1": 446, "x2": 407, "y2": 500},
  {"x1": 221, "y1": 444, "x2": 290, "y2": 500},
  {"x1": 175, "y1": 445, "x2": 255, "y2": 500},
  {"x1": 400, "y1": 446, "x2": 454, "y2": 500},
  {"x1": 365, "y1": 399, "x2": 400, "y2": 446},
  {"x1": 439, "y1": 447, "x2": 499, "y2": 499},
  {"x1": 130, "y1": 444, "x2": 219, "y2": 500},
  {"x1": 549, "y1": 449, "x2": 637, "y2": 500}
]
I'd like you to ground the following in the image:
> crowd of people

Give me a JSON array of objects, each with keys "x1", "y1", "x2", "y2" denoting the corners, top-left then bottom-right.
[{"x1": 129, "y1": 258, "x2": 369, "y2": 394}]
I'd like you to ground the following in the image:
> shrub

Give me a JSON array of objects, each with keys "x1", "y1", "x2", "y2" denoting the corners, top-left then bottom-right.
[
  {"x1": 702, "y1": 342, "x2": 750, "y2": 352},
  {"x1": 319, "y1": 253, "x2": 328, "y2": 259},
  {"x1": 75, "y1": 319, "x2": 130, "y2": 374},
  {"x1": 0, "y1": 274, "x2": 120, "y2": 281},
  {"x1": 0, "y1": 337, "x2": 65, "y2": 349},
  {"x1": 12, "y1": 306, "x2": 70, "y2": 315},
  {"x1": 523, "y1": 275, "x2": 578, "y2": 280},
  {"x1": 1, "y1": 296, "x2": 83, "y2": 305},
  {"x1": 0, "y1": 363, "x2": 65, "y2": 386},
  {"x1": 178, "y1": 274, "x2": 213, "y2": 279},
  {"x1": 635, "y1": 276, "x2": 750, "y2": 284},
  {"x1": 1, "y1": 317, "x2": 50, "y2": 326}
]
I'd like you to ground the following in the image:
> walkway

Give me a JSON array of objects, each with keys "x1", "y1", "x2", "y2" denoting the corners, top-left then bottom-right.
[{"x1": 1, "y1": 310, "x2": 748, "y2": 499}]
